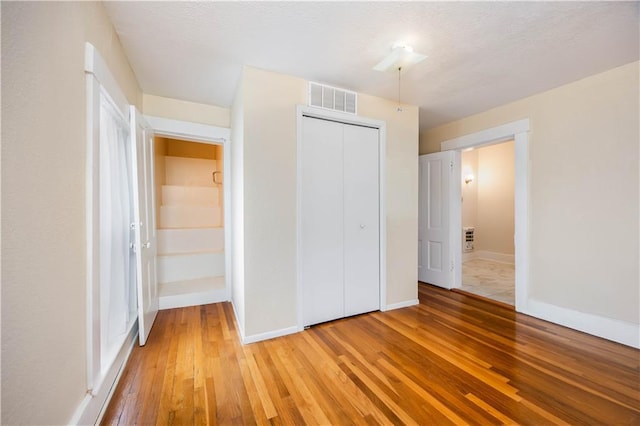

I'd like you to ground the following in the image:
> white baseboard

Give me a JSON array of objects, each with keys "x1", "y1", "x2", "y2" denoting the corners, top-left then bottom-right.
[
  {"x1": 241, "y1": 299, "x2": 420, "y2": 344},
  {"x1": 525, "y1": 298, "x2": 639, "y2": 349},
  {"x1": 230, "y1": 297, "x2": 246, "y2": 343},
  {"x1": 70, "y1": 324, "x2": 138, "y2": 425},
  {"x1": 242, "y1": 325, "x2": 301, "y2": 345},
  {"x1": 463, "y1": 250, "x2": 514, "y2": 264},
  {"x1": 382, "y1": 299, "x2": 420, "y2": 311}
]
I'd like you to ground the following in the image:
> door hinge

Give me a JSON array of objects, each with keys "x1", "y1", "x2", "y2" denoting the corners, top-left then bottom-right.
[
  {"x1": 130, "y1": 222, "x2": 137, "y2": 230},
  {"x1": 450, "y1": 160, "x2": 454, "y2": 171},
  {"x1": 450, "y1": 261, "x2": 454, "y2": 272}
]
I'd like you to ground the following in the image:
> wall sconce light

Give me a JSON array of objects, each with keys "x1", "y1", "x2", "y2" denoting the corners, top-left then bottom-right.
[{"x1": 463, "y1": 165, "x2": 474, "y2": 184}]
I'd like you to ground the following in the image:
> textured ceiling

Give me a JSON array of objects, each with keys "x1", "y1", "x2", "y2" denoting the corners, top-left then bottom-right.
[{"x1": 104, "y1": 1, "x2": 639, "y2": 132}]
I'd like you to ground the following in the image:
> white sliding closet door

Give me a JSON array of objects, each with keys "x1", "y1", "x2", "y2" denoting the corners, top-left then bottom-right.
[
  {"x1": 343, "y1": 124, "x2": 379, "y2": 316},
  {"x1": 301, "y1": 115, "x2": 380, "y2": 327},
  {"x1": 301, "y1": 117, "x2": 344, "y2": 326}
]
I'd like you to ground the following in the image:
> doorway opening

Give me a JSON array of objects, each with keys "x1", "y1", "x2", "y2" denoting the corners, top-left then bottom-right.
[
  {"x1": 441, "y1": 118, "x2": 529, "y2": 313},
  {"x1": 459, "y1": 140, "x2": 515, "y2": 305},
  {"x1": 154, "y1": 137, "x2": 226, "y2": 309}
]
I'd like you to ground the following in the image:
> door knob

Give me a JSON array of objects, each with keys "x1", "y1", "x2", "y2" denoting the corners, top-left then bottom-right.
[{"x1": 360, "y1": 224, "x2": 366, "y2": 229}]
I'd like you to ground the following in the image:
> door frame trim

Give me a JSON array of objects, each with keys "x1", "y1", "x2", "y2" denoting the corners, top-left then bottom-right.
[
  {"x1": 440, "y1": 119, "x2": 530, "y2": 312},
  {"x1": 296, "y1": 105, "x2": 387, "y2": 329},
  {"x1": 144, "y1": 115, "x2": 232, "y2": 303}
]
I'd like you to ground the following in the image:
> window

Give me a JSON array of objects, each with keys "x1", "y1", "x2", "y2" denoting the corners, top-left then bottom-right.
[
  {"x1": 84, "y1": 43, "x2": 137, "y2": 397},
  {"x1": 97, "y1": 89, "x2": 137, "y2": 373}
]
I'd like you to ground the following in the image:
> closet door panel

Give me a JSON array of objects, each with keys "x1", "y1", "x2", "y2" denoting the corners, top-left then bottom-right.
[
  {"x1": 301, "y1": 116, "x2": 345, "y2": 326},
  {"x1": 343, "y1": 124, "x2": 380, "y2": 316}
]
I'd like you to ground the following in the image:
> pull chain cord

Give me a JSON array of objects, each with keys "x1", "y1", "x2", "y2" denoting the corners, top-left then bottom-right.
[{"x1": 397, "y1": 66, "x2": 403, "y2": 112}]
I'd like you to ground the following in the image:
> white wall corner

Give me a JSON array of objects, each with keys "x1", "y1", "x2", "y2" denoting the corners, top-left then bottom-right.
[
  {"x1": 524, "y1": 299, "x2": 640, "y2": 349},
  {"x1": 381, "y1": 299, "x2": 420, "y2": 312},
  {"x1": 230, "y1": 298, "x2": 246, "y2": 343}
]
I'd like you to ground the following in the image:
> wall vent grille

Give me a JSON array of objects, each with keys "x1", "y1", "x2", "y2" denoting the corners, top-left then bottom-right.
[
  {"x1": 308, "y1": 82, "x2": 357, "y2": 114},
  {"x1": 463, "y1": 227, "x2": 475, "y2": 252}
]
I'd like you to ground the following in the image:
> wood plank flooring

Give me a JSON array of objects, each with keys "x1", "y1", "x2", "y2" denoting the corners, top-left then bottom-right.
[{"x1": 102, "y1": 284, "x2": 640, "y2": 425}]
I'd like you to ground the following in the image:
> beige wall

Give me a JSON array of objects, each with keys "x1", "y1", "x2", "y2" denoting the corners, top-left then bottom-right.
[
  {"x1": 155, "y1": 137, "x2": 168, "y2": 221},
  {"x1": 476, "y1": 141, "x2": 515, "y2": 255},
  {"x1": 422, "y1": 61, "x2": 639, "y2": 325},
  {"x1": 165, "y1": 138, "x2": 217, "y2": 159},
  {"x1": 154, "y1": 136, "x2": 220, "y2": 220},
  {"x1": 143, "y1": 91, "x2": 230, "y2": 228},
  {"x1": 215, "y1": 145, "x2": 225, "y2": 219},
  {"x1": 358, "y1": 94, "x2": 420, "y2": 306},
  {"x1": 234, "y1": 66, "x2": 419, "y2": 338},
  {"x1": 461, "y1": 150, "x2": 478, "y2": 229},
  {"x1": 1, "y1": 2, "x2": 141, "y2": 424},
  {"x1": 461, "y1": 142, "x2": 515, "y2": 256},
  {"x1": 143, "y1": 93, "x2": 230, "y2": 127},
  {"x1": 163, "y1": 138, "x2": 223, "y2": 223},
  {"x1": 241, "y1": 67, "x2": 304, "y2": 336}
]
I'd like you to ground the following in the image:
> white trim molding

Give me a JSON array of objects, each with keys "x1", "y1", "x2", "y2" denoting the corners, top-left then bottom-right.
[
  {"x1": 440, "y1": 119, "x2": 530, "y2": 314},
  {"x1": 526, "y1": 299, "x2": 640, "y2": 349},
  {"x1": 513, "y1": 130, "x2": 530, "y2": 312},
  {"x1": 144, "y1": 115, "x2": 229, "y2": 144},
  {"x1": 242, "y1": 325, "x2": 302, "y2": 345},
  {"x1": 69, "y1": 324, "x2": 138, "y2": 425},
  {"x1": 382, "y1": 299, "x2": 420, "y2": 312},
  {"x1": 147, "y1": 117, "x2": 233, "y2": 310},
  {"x1": 441, "y1": 118, "x2": 530, "y2": 151},
  {"x1": 84, "y1": 43, "x2": 128, "y2": 117}
]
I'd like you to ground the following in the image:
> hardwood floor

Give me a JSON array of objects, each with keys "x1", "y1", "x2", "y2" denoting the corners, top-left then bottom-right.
[{"x1": 102, "y1": 284, "x2": 640, "y2": 425}]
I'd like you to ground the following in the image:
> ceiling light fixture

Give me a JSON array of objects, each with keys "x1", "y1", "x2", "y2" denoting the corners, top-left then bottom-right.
[{"x1": 373, "y1": 44, "x2": 427, "y2": 72}]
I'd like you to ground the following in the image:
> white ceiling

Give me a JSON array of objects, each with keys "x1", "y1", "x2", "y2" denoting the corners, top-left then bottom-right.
[{"x1": 104, "y1": 1, "x2": 639, "y2": 133}]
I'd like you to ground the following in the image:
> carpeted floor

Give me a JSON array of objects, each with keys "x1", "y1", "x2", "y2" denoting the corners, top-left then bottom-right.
[{"x1": 461, "y1": 258, "x2": 515, "y2": 305}]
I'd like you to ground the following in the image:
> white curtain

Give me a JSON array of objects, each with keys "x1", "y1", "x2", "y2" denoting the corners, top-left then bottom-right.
[{"x1": 99, "y1": 92, "x2": 134, "y2": 370}]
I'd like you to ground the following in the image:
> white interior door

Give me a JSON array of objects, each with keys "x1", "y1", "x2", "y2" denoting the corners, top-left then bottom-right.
[
  {"x1": 418, "y1": 151, "x2": 455, "y2": 288},
  {"x1": 301, "y1": 116, "x2": 345, "y2": 326},
  {"x1": 130, "y1": 106, "x2": 159, "y2": 345},
  {"x1": 343, "y1": 124, "x2": 380, "y2": 316}
]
